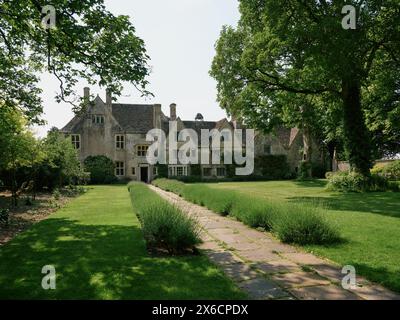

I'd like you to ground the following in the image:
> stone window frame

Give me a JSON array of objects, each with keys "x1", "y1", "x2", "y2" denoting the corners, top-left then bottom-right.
[
  {"x1": 264, "y1": 144, "x2": 272, "y2": 155},
  {"x1": 71, "y1": 134, "x2": 81, "y2": 150},
  {"x1": 216, "y1": 167, "x2": 226, "y2": 177},
  {"x1": 131, "y1": 167, "x2": 136, "y2": 176},
  {"x1": 169, "y1": 165, "x2": 188, "y2": 177},
  {"x1": 115, "y1": 134, "x2": 125, "y2": 150},
  {"x1": 137, "y1": 145, "x2": 149, "y2": 157},
  {"x1": 92, "y1": 114, "x2": 105, "y2": 124},
  {"x1": 203, "y1": 167, "x2": 212, "y2": 177},
  {"x1": 115, "y1": 161, "x2": 125, "y2": 176}
]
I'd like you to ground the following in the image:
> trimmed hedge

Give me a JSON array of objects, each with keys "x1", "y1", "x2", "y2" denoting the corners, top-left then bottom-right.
[
  {"x1": 152, "y1": 179, "x2": 340, "y2": 246},
  {"x1": 128, "y1": 182, "x2": 201, "y2": 253},
  {"x1": 84, "y1": 155, "x2": 117, "y2": 184}
]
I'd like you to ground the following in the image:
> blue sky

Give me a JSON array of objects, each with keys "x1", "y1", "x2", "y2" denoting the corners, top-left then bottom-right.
[{"x1": 34, "y1": 0, "x2": 240, "y2": 137}]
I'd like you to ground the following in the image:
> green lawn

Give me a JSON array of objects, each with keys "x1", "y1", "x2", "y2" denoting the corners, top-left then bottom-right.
[
  {"x1": 0, "y1": 185, "x2": 244, "y2": 299},
  {"x1": 204, "y1": 180, "x2": 400, "y2": 292}
]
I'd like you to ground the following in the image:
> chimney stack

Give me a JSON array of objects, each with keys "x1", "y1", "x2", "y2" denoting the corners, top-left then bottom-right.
[
  {"x1": 106, "y1": 88, "x2": 112, "y2": 107},
  {"x1": 84, "y1": 87, "x2": 90, "y2": 100},
  {"x1": 170, "y1": 103, "x2": 177, "y2": 121},
  {"x1": 153, "y1": 104, "x2": 161, "y2": 129}
]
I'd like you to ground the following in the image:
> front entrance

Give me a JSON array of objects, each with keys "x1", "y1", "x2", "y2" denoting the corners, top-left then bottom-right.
[{"x1": 140, "y1": 167, "x2": 149, "y2": 183}]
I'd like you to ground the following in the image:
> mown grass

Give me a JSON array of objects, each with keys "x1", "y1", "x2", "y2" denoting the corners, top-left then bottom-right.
[
  {"x1": 153, "y1": 179, "x2": 340, "y2": 246},
  {"x1": 204, "y1": 180, "x2": 400, "y2": 293},
  {"x1": 0, "y1": 185, "x2": 245, "y2": 299}
]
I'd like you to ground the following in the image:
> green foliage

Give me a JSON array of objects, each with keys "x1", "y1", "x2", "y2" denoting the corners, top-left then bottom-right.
[
  {"x1": 156, "y1": 164, "x2": 168, "y2": 178},
  {"x1": 183, "y1": 185, "x2": 237, "y2": 216},
  {"x1": 381, "y1": 161, "x2": 400, "y2": 181},
  {"x1": 273, "y1": 205, "x2": 340, "y2": 245},
  {"x1": 326, "y1": 171, "x2": 396, "y2": 193},
  {"x1": 0, "y1": 185, "x2": 244, "y2": 299},
  {"x1": 129, "y1": 182, "x2": 201, "y2": 253},
  {"x1": 210, "y1": 0, "x2": 400, "y2": 175},
  {"x1": 52, "y1": 188, "x2": 61, "y2": 200},
  {"x1": 190, "y1": 164, "x2": 202, "y2": 177},
  {"x1": 297, "y1": 161, "x2": 312, "y2": 180},
  {"x1": 1, "y1": 0, "x2": 151, "y2": 123},
  {"x1": 312, "y1": 163, "x2": 328, "y2": 179},
  {"x1": 41, "y1": 128, "x2": 86, "y2": 188},
  {"x1": 0, "y1": 208, "x2": 9, "y2": 227},
  {"x1": 255, "y1": 155, "x2": 291, "y2": 180},
  {"x1": 84, "y1": 155, "x2": 117, "y2": 184},
  {"x1": 152, "y1": 178, "x2": 185, "y2": 196},
  {"x1": 154, "y1": 179, "x2": 340, "y2": 245},
  {"x1": 230, "y1": 197, "x2": 277, "y2": 230}
]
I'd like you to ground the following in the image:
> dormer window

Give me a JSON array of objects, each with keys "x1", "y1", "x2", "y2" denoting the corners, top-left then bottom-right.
[{"x1": 92, "y1": 115, "x2": 105, "y2": 124}]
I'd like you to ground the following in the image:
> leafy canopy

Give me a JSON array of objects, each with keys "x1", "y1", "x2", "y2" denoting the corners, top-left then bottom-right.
[
  {"x1": 210, "y1": 0, "x2": 400, "y2": 173},
  {"x1": 0, "y1": 0, "x2": 151, "y2": 122}
]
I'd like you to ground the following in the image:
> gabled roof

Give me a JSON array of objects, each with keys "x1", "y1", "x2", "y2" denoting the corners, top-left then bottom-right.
[
  {"x1": 61, "y1": 103, "x2": 155, "y2": 134},
  {"x1": 111, "y1": 104, "x2": 154, "y2": 133},
  {"x1": 273, "y1": 127, "x2": 300, "y2": 149},
  {"x1": 61, "y1": 115, "x2": 85, "y2": 133}
]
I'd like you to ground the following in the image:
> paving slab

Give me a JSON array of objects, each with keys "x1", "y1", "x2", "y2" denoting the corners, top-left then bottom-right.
[
  {"x1": 205, "y1": 251, "x2": 243, "y2": 265},
  {"x1": 198, "y1": 241, "x2": 223, "y2": 251},
  {"x1": 272, "y1": 271, "x2": 331, "y2": 288},
  {"x1": 220, "y1": 263, "x2": 259, "y2": 282},
  {"x1": 239, "y1": 248, "x2": 281, "y2": 262},
  {"x1": 256, "y1": 259, "x2": 302, "y2": 274},
  {"x1": 150, "y1": 185, "x2": 400, "y2": 301},
  {"x1": 289, "y1": 285, "x2": 361, "y2": 300},
  {"x1": 230, "y1": 241, "x2": 261, "y2": 251},
  {"x1": 281, "y1": 252, "x2": 326, "y2": 266},
  {"x1": 349, "y1": 284, "x2": 400, "y2": 300},
  {"x1": 238, "y1": 278, "x2": 289, "y2": 300}
]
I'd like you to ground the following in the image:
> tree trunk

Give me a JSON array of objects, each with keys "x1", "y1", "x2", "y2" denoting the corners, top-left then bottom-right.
[
  {"x1": 302, "y1": 126, "x2": 313, "y2": 178},
  {"x1": 341, "y1": 80, "x2": 372, "y2": 176}
]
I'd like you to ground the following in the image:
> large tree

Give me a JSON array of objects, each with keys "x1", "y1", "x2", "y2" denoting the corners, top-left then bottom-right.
[
  {"x1": 210, "y1": 0, "x2": 400, "y2": 175},
  {"x1": 0, "y1": 0, "x2": 151, "y2": 123}
]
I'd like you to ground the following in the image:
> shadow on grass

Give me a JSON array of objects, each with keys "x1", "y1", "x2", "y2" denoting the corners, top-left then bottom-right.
[
  {"x1": 0, "y1": 217, "x2": 243, "y2": 300},
  {"x1": 352, "y1": 263, "x2": 400, "y2": 294},
  {"x1": 293, "y1": 179, "x2": 328, "y2": 188},
  {"x1": 288, "y1": 191, "x2": 400, "y2": 218}
]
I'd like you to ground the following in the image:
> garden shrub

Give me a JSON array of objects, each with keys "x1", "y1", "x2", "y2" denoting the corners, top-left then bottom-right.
[
  {"x1": 0, "y1": 208, "x2": 9, "y2": 227},
  {"x1": 312, "y1": 163, "x2": 328, "y2": 179},
  {"x1": 84, "y1": 155, "x2": 117, "y2": 184},
  {"x1": 255, "y1": 155, "x2": 292, "y2": 180},
  {"x1": 297, "y1": 161, "x2": 312, "y2": 180},
  {"x1": 273, "y1": 204, "x2": 340, "y2": 245},
  {"x1": 230, "y1": 197, "x2": 277, "y2": 230},
  {"x1": 183, "y1": 185, "x2": 237, "y2": 216},
  {"x1": 152, "y1": 178, "x2": 185, "y2": 195},
  {"x1": 156, "y1": 164, "x2": 168, "y2": 178},
  {"x1": 326, "y1": 171, "x2": 395, "y2": 192},
  {"x1": 129, "y1": 182, "x2": 201, "y2": 253},
  {"x1": 153, "y1": 179, "x2": 340, "y2": 245},
  {"x1": 381, "y1": 160, "x2": 400, "y2": 181}
]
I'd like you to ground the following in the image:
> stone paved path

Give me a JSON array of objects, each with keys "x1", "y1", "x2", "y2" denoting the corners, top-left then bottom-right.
[{"x1": 150, "y1": 185, "x2": 400, "y2": 300}]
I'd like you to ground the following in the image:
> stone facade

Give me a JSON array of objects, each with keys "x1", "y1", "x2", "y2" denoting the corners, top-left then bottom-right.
[{"x1": 61, "y1": 88, "x2": 324, "y2": 182}]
